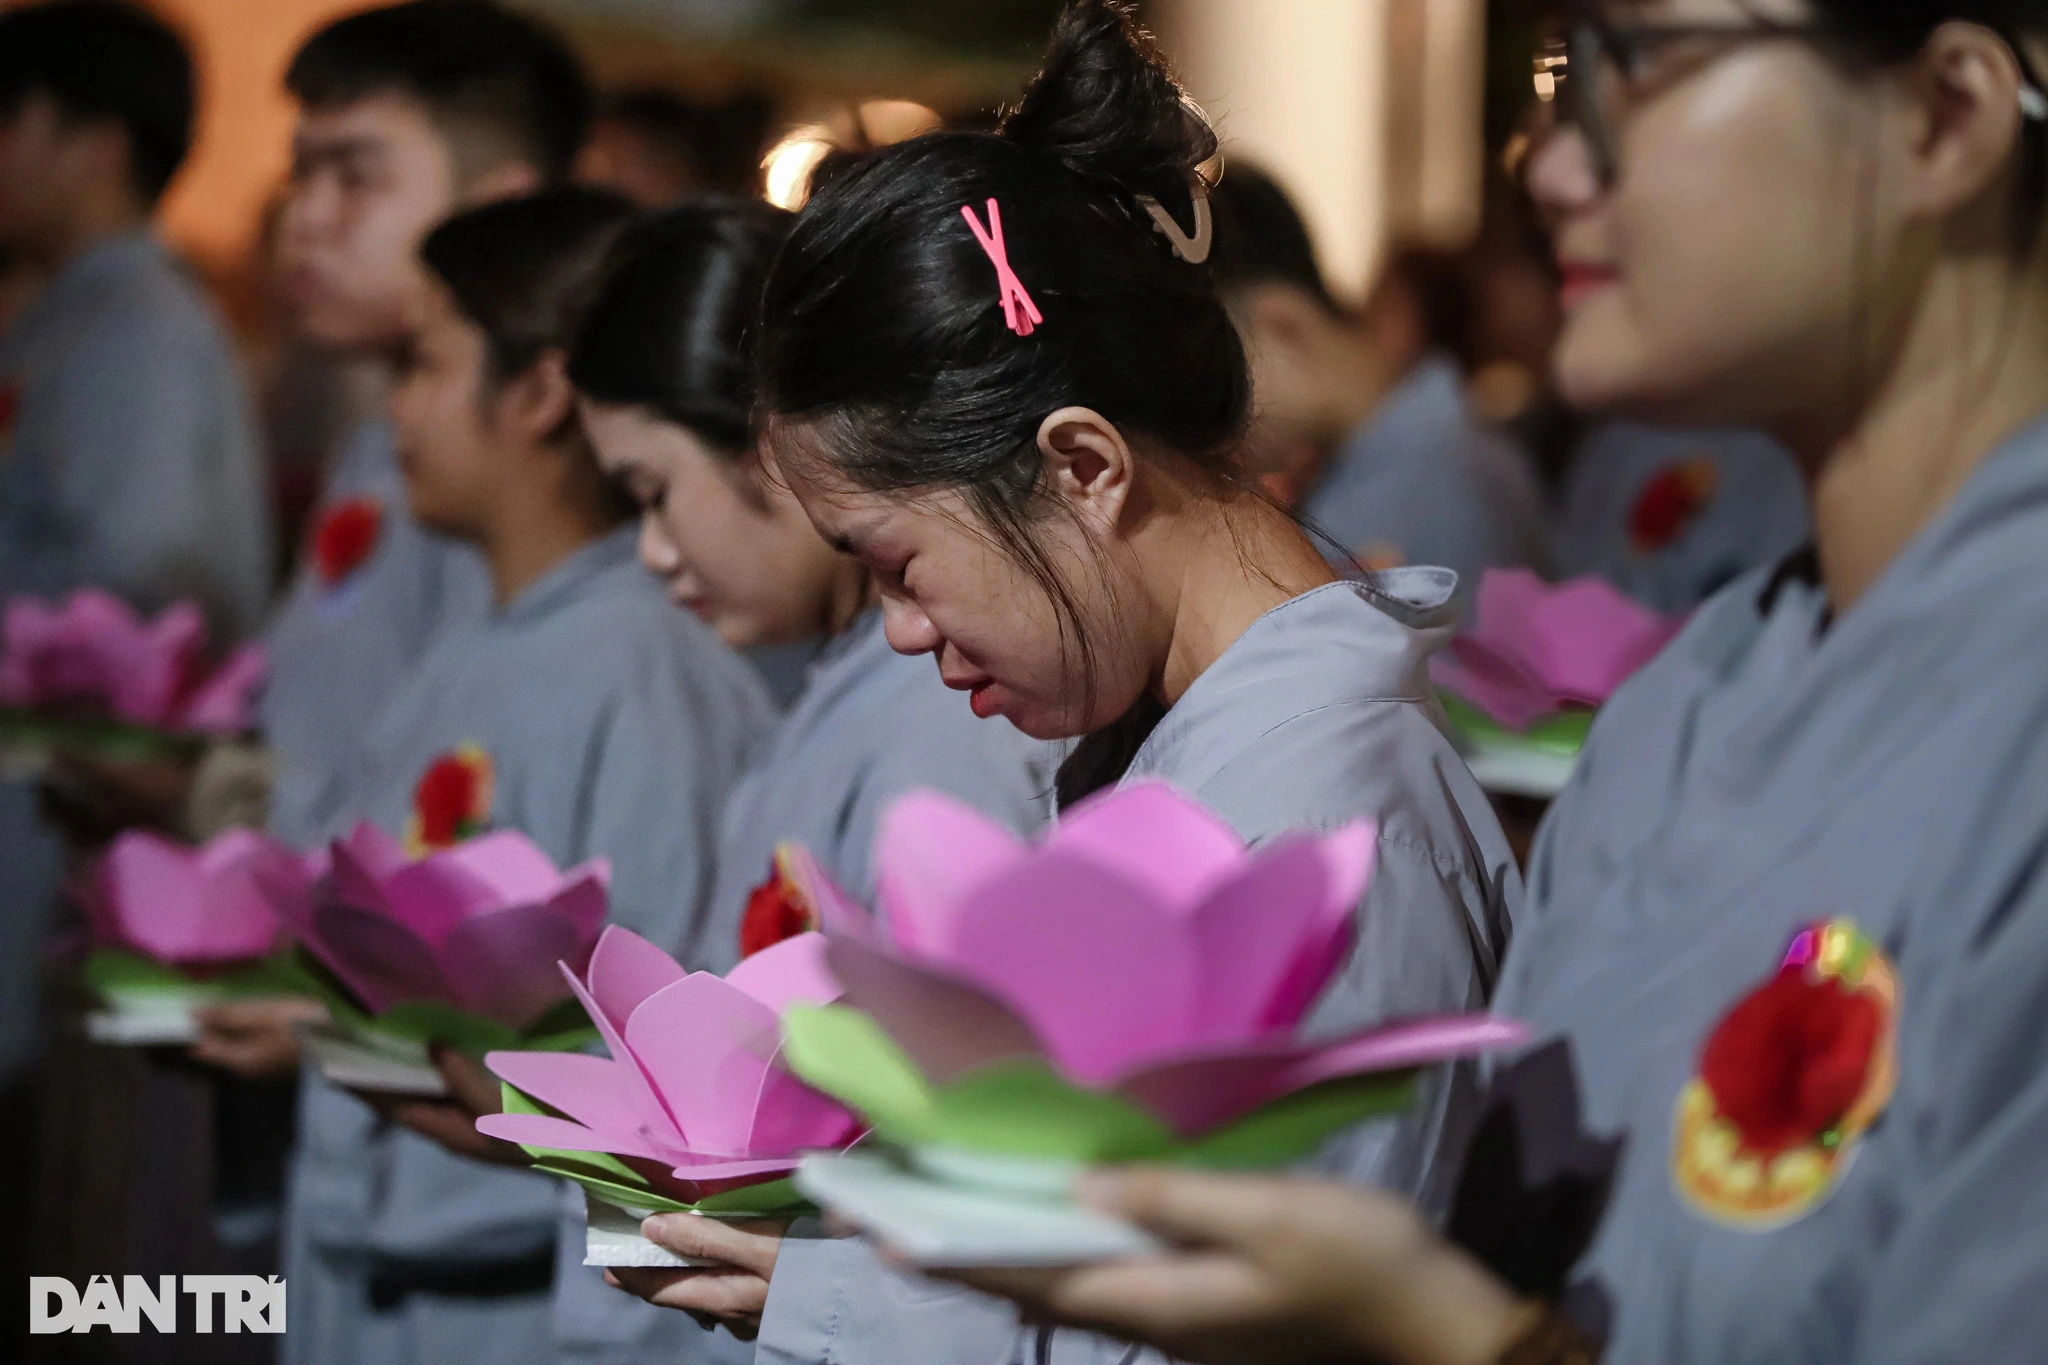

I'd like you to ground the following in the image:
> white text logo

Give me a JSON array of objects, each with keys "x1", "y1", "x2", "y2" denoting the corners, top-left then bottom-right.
[{"x1": 28, "y1": 1276, "x2": 286, "y2": 1334}]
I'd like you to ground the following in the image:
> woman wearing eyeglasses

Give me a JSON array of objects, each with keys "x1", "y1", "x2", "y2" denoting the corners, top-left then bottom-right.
[{"x1": 946, "y1": 4, "x2": 2048, "y2": 1363}]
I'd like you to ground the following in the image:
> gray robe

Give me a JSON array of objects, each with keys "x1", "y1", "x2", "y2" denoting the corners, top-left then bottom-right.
[
  {"x1": 0, "y1": 230, "x2": 273, "y2": 1080},
  {"x1": 1554, "y1": 423, "x2": 1809, "y2": 615},
  {"x1": 261, "y1": 422, "x2": 491, "y2": 845},
  {"x1": 1298, "y1": 356, "x2": 1552, "y2": 614},
  {"x1": 283, "y1": 528, "x2": 775, "y2": 1365},
  {"x1": 758, "y1": 574, "x2": 1521, "y2": 1365},
  {"x1": 558, "y1": 607, "x2": 1058, "y2": 1365},
  {"x1": 1497, "y1": 415, "x2": 2048, "y2": 1362}
]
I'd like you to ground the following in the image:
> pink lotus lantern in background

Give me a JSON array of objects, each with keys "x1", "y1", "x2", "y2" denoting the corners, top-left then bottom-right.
[
  {"x1": 87, "y1": 827, "x2": 308, "y2": 966},
  {"x1": 1, "y1": 589, "x2": 265, "y2": 734},
  {"x1": 1430, "y1": 569, "x2": 1682, "y2": 731},
  {"x1": 275, "y1": 822, "x2": 609, "y2": 1035},
  {"x1": 478, "y1": 928, "x2": 860, "y2": 1204}
]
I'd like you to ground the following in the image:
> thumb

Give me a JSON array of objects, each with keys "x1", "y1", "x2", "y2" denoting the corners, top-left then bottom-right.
[{"x1": 1081, "y1": 1167, "x2": 1295, "y2": 1252}]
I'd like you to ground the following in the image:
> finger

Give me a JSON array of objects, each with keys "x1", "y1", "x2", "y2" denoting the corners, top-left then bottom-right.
[
  {"x1": 609, "y1": 1266, "x2": 767, "y2": 1318},
  {"x1": 640, "y1": 1214, "x2": 787, "y2": 1276},
  {"x1": 430, "y1": 1046, "x2": 503, "y2": 1116},
  {"x1": 1085, "y1": 1167, "x2": 1312, "y2": 1250}
]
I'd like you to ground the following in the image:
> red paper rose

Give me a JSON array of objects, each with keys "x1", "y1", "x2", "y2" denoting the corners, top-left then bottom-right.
[
  {"x1": 312, "y1": 496, "x2": 383, "y2": 587},
  {"x1": 739, "y1": 845, "x2": 820, "y2": 959},
  {"x1": 406, "y1": 744, "x2": 493, "y2": 854},
  {"x1": 1698, "y1": 964, "x2": 1882, "y2": 1158},
  {"x1": 1628, "y1": 458, "x2": 1719, "y2": 554}
]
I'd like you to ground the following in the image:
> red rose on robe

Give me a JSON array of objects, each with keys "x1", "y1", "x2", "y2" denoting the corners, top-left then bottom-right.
[
  {"x1": 1628, "y1": 458, "x2": 1719, "y2": 554},
  {"x1": 1697, "y1": 965, "x2": 1882, "y2": 1158},
  {"x1": 311, "y1": 496, "x2": 383, "y2": 587},
  {"x1": 739, "y1": 846, "x2": 820, "y2": 959},
  {"x1": 407, "y1": 744, "x2": 493, "y2": 854}
]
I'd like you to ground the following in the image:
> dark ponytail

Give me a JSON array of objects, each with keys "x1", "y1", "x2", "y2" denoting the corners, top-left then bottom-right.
[
  {"x1": 755, "y1": 0, "x2": 1249, "y2": 512},
  {"x1": 570, "y1": 196, "x2": 792, "y2": 456}
]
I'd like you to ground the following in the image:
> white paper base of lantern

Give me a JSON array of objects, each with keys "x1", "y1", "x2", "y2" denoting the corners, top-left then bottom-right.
[
  {"x1": 85, "y1": 1000, "x2": 201, "y2": 1045},
  {"x1": 1463, "y1": 743, "x2": 1577, "y2": 799},
  {"x1": 293, "y1": 1019, "x2": 447, "y2": 1095},
  {"x1": 580, "y1": 1192, "x2": 720, "y2": 1268},
  {"x1": 795, "y1": 1150, "x2": 1162, "y2": 1267}
]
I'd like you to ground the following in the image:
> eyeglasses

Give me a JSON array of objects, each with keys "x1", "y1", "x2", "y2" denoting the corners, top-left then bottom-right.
[{"x1": 1531, "y1": 17, "x2": 2048, "y2": 186}]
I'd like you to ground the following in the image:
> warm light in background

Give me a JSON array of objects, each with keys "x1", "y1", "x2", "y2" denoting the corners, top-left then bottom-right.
[
  {"x1": 1154, "y1": 0, "x2": 1484, "y2": 302},
  {"x1": 762, "y1": 126, "x2": 835, "y2": 210},
  {"x1": 759, "y1": 98, "x2": 940, "y2": 211}
]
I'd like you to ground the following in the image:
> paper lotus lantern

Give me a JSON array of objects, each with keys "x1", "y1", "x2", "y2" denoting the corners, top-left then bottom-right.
[
  {"x1": 781, "y1": 782, "x2": 1525, "y2": 1167},
  {"x1": 1430, "y1": 570, "x2": 1681, "y2": 732},
  {"x1": 88, "y1": 828, "x2": 308, "y2": 965},
  {"x1": 273, "y1": 822, "x2": 609, "y2": 1051},
  {"x1": 477, "y1": 928, "x2": 860, "y2": 1214},
  {"x1": 0, "y1": 589, "x2": 265, "y2": 736}
]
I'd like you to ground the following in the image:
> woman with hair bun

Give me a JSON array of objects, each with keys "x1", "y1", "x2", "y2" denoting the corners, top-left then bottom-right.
[{"x1": 611, "y1": 4, "x2": 1519, "y2": 1362}]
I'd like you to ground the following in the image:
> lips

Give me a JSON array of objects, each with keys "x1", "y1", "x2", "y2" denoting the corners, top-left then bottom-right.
[{"x1": 1557, "y1": 259, "x2": 1618, "y2": 310}]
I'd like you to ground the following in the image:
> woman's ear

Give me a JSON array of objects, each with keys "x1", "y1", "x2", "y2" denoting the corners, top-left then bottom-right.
[
  {"x1": 1898, "y1": 21, "x2": 2034, "y2": 222},
  {"x1": 495, "y1": 349, "x2": 578, "y2": 446},
  {"x1": 1036, "y1": 406, "x2": 1135, "y2": 534}
]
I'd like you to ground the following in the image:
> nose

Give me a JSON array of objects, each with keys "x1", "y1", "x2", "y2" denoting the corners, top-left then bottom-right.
[
  {"x1": 637, "y1": 512, "x2": 680, "y2": 576},
  {"x1": 880, "y1": 595, "x2": 941, "y2": 657},
  {"x1": 1524, "y1": 122, "x2": 1603, "y2": 221}
]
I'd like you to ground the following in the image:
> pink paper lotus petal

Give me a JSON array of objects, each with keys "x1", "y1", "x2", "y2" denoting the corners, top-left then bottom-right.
[
  {"x1": 781, "y1": 846, "x2": 880, "y2": 942},
  {"x1": 744, "y1": 1042, "x2": 863, "y2": 1156},
  {"x1": 177, "y1": 643, "x2": 266, "y2": 734},
  {"x1": 99, "y1": 832, "x2": 215, "y2": 961},
  {"x1": 307, "y1": 901, "x2": 450, "y2": 1013},
  {"x1": 540, "y1": 871, "x2": 609, "y2": 973},
  {"x1": 1254, "y1": 825, "x2": 1377, "y2": 1030},
  {"x1": 623, "y1": 974, "x2": 782, "y2": 1157},
  {"x1": 334, "y1": 822, "x2": 410, "y2": 884},
  {"x1": 873, "y1": 790, "x2": 1025, "y2": 955},
  {"x1": 944, "y1": 850, "x2": 1194, "y2": 1086},
  {"x1": 726, "y1": 931, "x2": 841, "y2": 1013},
  {"x1": 559, "y1": 959, "x2": 686, "y2": 1148},
  {"x1": 475, "y1": 1110, "x2": 680, "y2": 1164},
  {"x1": 485, "y1": 1049, "x2": 656, "y2": 1142},
  {"x1": 583, "y1": 925, "x2": 689, "y2": 1033},
  {"x1": 1052, "y1": 780, "x2": 1247, "y2": 912},
  {"x1": 325, "y1": 827, "x2": 403, "y2": 917},
  {"x1": 1117, "y1": 1015, "x2": 1526, "y2": 1136},
  {"x1": 112, "y1": 598, "x2": 205, "y2": 726},
  {"x1": 664, "y1": 1152, "x2": 806, "y2": 1182},
  {"x1": 1431, "y1": 640, "x2": 1557, "y2": 732},
  {"x1": 1479, "y1": 571, "x2": 1677, "y2": 701},
  {"x1": 438, "y1": 832, "x2": 579, "y2": 903},
  {"x1": 824, "y1": 935, "x2": 1042, "y2": 1085},
  {"x1": 384, "y1": 841, "x2": 547, "y2": 948},
  {"x1": 437, "y1": 903, "x2": 591, "y2": 1027},
  {"x1": 1185, "y1": 825, "x2": 1373, "y2": 1039}
]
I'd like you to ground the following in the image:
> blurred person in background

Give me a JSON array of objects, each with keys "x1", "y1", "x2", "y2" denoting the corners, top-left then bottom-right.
[
  {"x1": 1209, "y1": 164, "x2": 1551, "y2": 613},
  {"x1": 0, "y1": 0, "x2": 272, "y2": 1097},
  {"x1": 576, "y1": 88, "x2": 773, "y2": 207},
  {"x1": 1555, "y1": 420, "x2": 1811, "y2": 614},
  {"x1": 288, "y1": 185, "x2": 775, "y2": 1365}
]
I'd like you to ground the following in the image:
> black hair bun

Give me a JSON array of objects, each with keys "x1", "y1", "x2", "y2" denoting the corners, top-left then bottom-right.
[{"x1": 1000, "y1": 0, "x2": 1215, "y2": 219}]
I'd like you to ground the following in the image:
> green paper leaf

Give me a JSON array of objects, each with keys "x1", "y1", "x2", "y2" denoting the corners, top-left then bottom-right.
[
  {"x1": 502, "y1": 1083, "x2": 810, "y2": 1217},
  {"x1": 781, "y1": 1004, "x2": 939, "y2": 1138},
  {"x1": 373, "y1": 1000, "x2": 522, "y2": 1052},
  {"x1": 1438, "y1": 690, "x2": 1591, "y2": 754},
  {"x1": 0, "y1": 709, "x2": 208, "y2": 764},
  {"x1": 1183, "y1": 1072, "x2": 1418, "y2": 1167},
  {"x1": 289, "y1": 948, "x2": 594, "y2": 1053},
  {"x1": 81, "y1": 948, "x2": 204, "y2": 997},
  {"x1": 784, "y1": 1005, "x2": 1417, "y2": 1167}
]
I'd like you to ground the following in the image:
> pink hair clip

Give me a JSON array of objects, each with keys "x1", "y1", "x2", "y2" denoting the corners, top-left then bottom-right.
[{"x1": 960, "y1": 197, "x2": 1043, "y2": 337}]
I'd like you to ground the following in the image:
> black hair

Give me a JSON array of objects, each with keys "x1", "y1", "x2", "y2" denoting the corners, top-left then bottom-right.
[
  {"x1": 287, "y1": 0, "x2": 591, "y2": 184},
  {"x1": 0, "y1": 0, "x2": 193, "y2": 205},
  {"x1": 421, "y1": 185, "x2": 637, "y2": 383},
  {"x1": 570, "y1": 196, "x2": 791, "y2": 455},
  {"x1": 1208, "y1": 163, "x2": 1338, "y2": 310},
  {"x1": 757, "y1": 0, "x2": 1247, "y2": 500}
]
